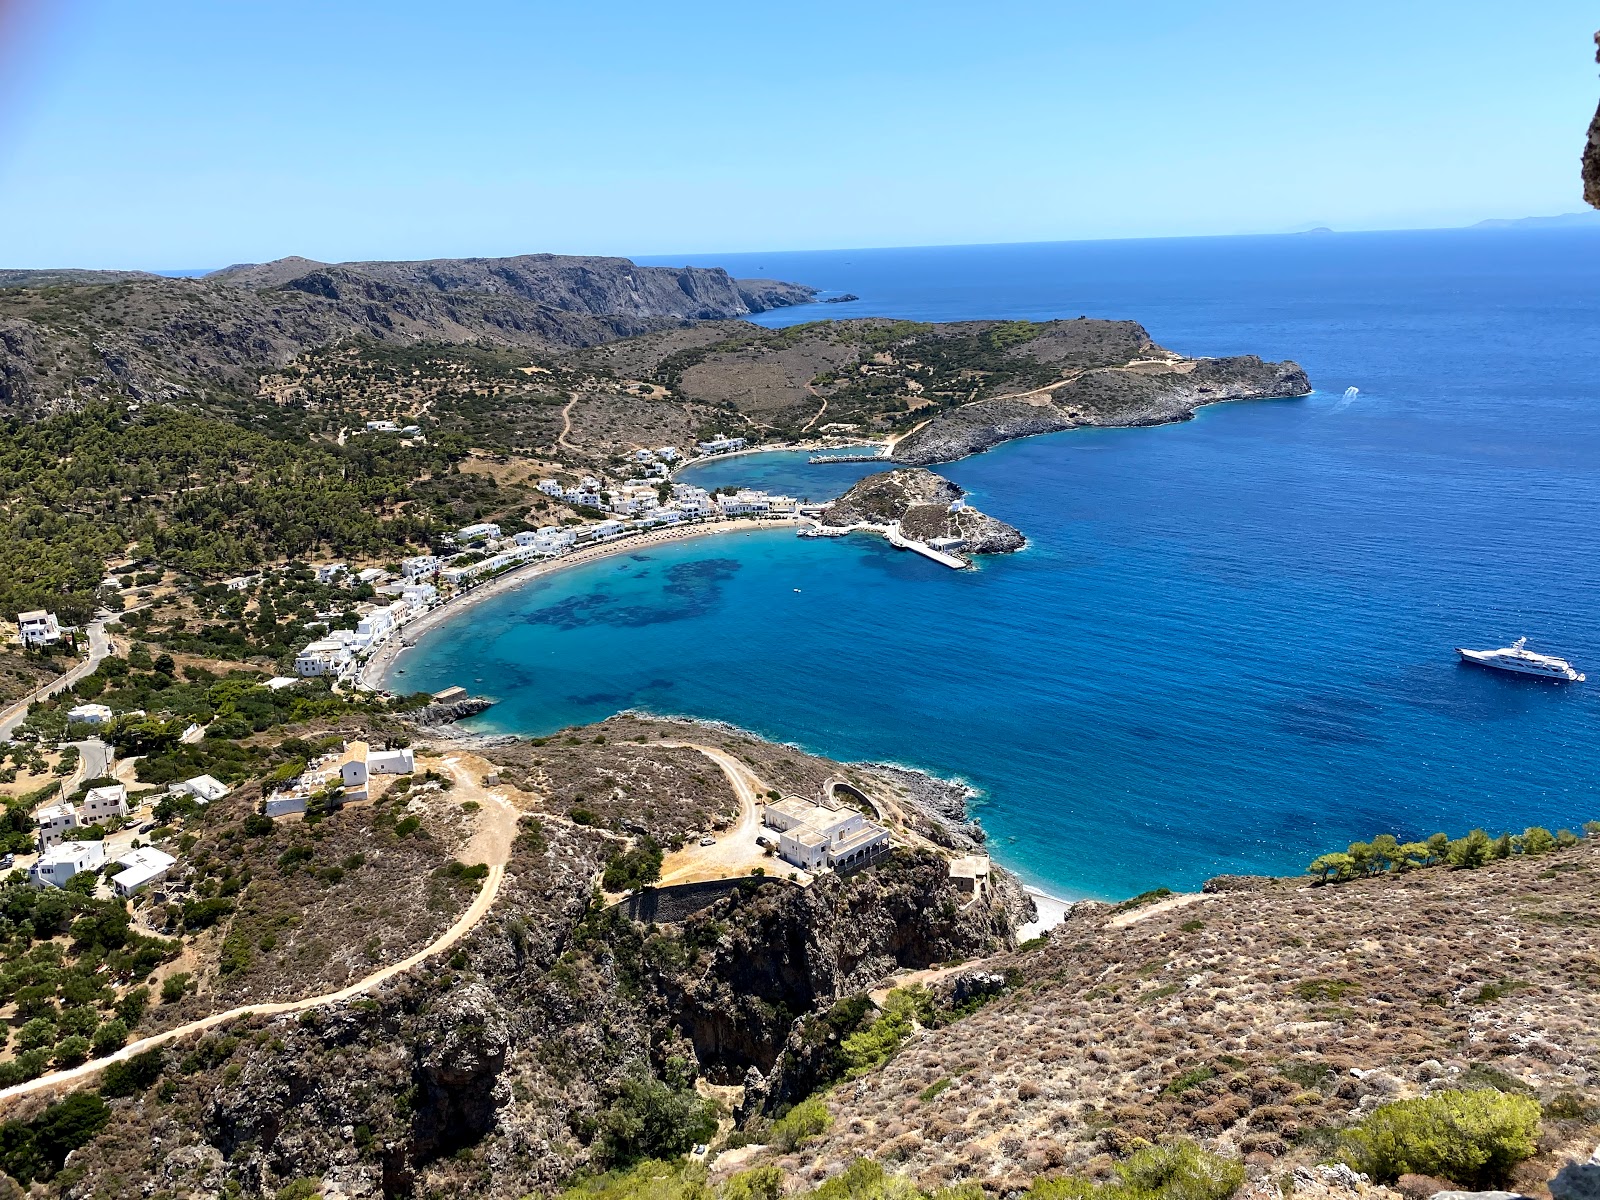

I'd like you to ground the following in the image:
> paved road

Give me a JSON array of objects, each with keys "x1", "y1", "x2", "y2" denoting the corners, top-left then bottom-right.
[
  {"x1": 70, "y1": 738, "x2": 113, "y2": 790},
  {"x1": 0, "y1": 619, "x2": 115, "y2": 743},
  {"x1": 0, "y1": 756, "x2": 518, "y2": 1106}
]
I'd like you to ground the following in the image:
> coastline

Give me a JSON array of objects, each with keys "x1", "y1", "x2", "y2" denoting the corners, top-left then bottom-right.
[
  {"x1": 669, "y1": 438, "x2": 889, "y2": 479},
  {"x1": 359, "y1": 518, "x2": 790, "y2": 691}
]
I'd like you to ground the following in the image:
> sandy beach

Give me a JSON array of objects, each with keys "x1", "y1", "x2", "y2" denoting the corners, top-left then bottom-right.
[
  {"x1": 358, "y1": 518, "x2": 788, "y2": 692},
  {"x1": 1015, "y1": 887, "x2": 1074, "y2": 942}
]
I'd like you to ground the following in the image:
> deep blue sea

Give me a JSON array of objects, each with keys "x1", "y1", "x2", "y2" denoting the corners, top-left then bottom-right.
[{"x1": 395, "y1": 230, "x2": 1600, "y2": 901}]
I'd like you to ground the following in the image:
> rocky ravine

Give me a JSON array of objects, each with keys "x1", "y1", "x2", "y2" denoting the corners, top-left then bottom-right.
[
  {"x1": 821, "y1": 467, "x2": 1026, "y2": 554},
  {"x1": 892, "y1": 353, "x2": 1311, "y2": 466}
]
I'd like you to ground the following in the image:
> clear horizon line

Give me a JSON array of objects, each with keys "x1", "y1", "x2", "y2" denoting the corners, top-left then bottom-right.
[{"x1": 24, "y1": 211, "x2": 1599, "y2": 277}]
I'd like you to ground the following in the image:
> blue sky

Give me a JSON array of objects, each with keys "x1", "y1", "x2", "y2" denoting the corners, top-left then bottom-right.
[{"x1": 0, "y1": 0, "x2": 1595, "y2": 267}]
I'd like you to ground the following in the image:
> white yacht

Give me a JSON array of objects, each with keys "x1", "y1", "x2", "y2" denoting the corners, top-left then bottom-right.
[{"x1": 1457, "y1": 637, "x2": 1585, "y2": 682}]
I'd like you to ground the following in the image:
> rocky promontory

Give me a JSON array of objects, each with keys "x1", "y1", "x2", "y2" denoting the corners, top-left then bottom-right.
[
  {"x1": 891, "y1": 352, "x2": 1312, "y2": 466},
  {"x1": 820, "y1": 467, "x2": 1026, "y2": 554}
]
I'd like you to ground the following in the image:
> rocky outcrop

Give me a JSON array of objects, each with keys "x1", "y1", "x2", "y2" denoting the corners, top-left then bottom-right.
[
  {"x1": 1586, "y1": 32, "x2": 1600, "y2": 209},
  {"x1": 892, "y1": 354, "x2": 1312, "y2": 466},
  {"x1": 821, "y1": 467, "x2": 1025, "y2": 554},
  {"x1": 408, "y1": 695, "x2": 495, "y2": 726}
]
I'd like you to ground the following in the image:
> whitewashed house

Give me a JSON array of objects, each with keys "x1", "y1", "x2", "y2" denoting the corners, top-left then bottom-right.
[
  {"x1": 538, "y1": 478, "x2": 564, "y2": 497},
  {"x1": 401, "y1": 555, "x2": 442, "y2": 579},
  {"x1": 80, "y1": 783, "x2": 129, "y2": 824},
  {"x1": 761, "y1": 796, "x2": 890, "y2": 873},
  {"x1": 315, "y1": 563, "x2": 347, "y2": 584},
  {"x1": 294, "y1": 639, "x2": 355, "y2": 677},
  {"x1": 35, "y1": 803, "x2": 79, "y2": 849},
  {"x1": 455, "y1": 523, "x2": 501, "y2": 543},
  {"x1": 111, "y1": 847, "x2": 177, "y2": 897},
  {"x1": 29, "y1": 840, "x2": 106, "y2": 889},
  {"x1": 17, "y1": 611, "x2": 62, "y2": 648},
  {"x1": 174, "y1": 775, "x2": 230, "y2": 803},
  {"x1": 368, "y1": 747, "x2": 415, "y2": 775},
  {"x1": 696, "y1": 436, "x2": 746, "y2": 455},
  {"x1": 66, "y1": 703, "x2": 114, "y2": 726}
]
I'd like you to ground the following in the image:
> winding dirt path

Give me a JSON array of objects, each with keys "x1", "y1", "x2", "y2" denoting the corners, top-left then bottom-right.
[
  {"x1": 654, "y1": 742, "x2": 771, "y2": 885},
  {"x1": 557, "y1": 394, "x2": 579, "y2": 452},
  {"x1": 0, "y1": 759, "x2": 519, "y2": 1107},
  {"x1": 800, "y1": 387, "x2": 829, "y2": 433}
]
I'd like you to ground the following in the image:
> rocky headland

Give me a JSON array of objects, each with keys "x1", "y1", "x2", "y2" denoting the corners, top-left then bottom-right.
[
  {"x1": 819, "y1": 467, "x2": 1026, "y2": 554},
  {"x1": 891, "y1": 352, "x2": 1312, "y2": 466}
]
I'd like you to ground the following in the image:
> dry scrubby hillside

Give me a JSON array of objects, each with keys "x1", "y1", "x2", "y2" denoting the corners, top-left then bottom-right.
[
  {"x1": 782, "y1": 843, "x2": 1600, "y2": 1195},
  {"x1": 564, "y1": 317, "x2": 1309, "y2": 456},
  {"x1": 6, "y1": 715, "x2": 1016, "y2": 1198},
  {"x1": 0, "y1": 254, "x2": 813, "y2": 415}
]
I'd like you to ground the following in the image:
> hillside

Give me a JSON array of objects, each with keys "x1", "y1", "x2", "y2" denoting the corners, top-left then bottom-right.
[
  {"x1": 0, "y1": 253, "x2": 814, "y2": 416},
  {"x1": 758, "y1": 839, "x2": 1600, "y2": 1195},
  {"x1": 0, "y1": 703, "x2": 1594, "y2": 1199},
  {"x1": 561, "y1": 317, "x2": 1309, "y2": 454}
]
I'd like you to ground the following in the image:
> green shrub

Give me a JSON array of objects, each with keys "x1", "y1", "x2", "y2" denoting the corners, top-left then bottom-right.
[
  {"x1": 53, "y1": 1035, "x2": 91, "y2": 1067},
  {"x1": 91, "y1": 1018, "x2": 128, "y2": 1057},
  {"x1": 602, "y1": 839, "x2": 663, "y2": 892},
  {"x1": 919, "y1": 1077, "x2": 953, "y2": 1102},
  {"x1": 99, "y1": 1049, "x2": 164, "y2": 1098},
  {"x1": 1336, "y1": 1089, "x2": 1541, "y2": 1187},
  {"x1": 595, "y1": 1071, "x2": 717, "y2": 1167},
  {"x1": 1115, "y1": 1141, "x2": 1245, "y2": 1200},
  {"x1": 724, "y1": 1166, "x2": 785, "y2": 1200},
  {"x1": 770, "y1": 1096, "x2": 833, "y2": 1152}
]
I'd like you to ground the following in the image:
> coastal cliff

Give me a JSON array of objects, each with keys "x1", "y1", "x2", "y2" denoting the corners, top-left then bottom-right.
[
  {"x1": 821, "y1": 467, "x2": 1026, "y2": 554},
  {"x1": 891, "y1": 353, "x2": 1312, "y2": 466}
]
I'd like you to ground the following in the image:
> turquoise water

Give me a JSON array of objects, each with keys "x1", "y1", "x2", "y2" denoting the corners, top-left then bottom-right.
[{"x1": 396, "y1": 230, "x2": 1600, "y2": 900}]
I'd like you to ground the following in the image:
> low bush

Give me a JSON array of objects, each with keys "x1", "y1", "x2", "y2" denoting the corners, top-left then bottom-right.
[
  {"x1": 1336, "y1": 1088, "x2": 1541, "y2": 1187},
  {"x1": 770, "y1": 1096, "x2": 833, "y2": 1152},
  {"x1": 1030, "y1": 1141, "x2": 1242, "y2": 1200}
]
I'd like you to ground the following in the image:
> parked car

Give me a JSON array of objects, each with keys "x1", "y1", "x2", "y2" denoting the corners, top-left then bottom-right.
[{"x1": 699, "y1": 836, "x2": 716, "y2": 847}]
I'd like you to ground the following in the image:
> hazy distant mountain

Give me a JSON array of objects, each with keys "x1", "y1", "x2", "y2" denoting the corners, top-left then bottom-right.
[{"x1": 1469, "y1": 211, "x2": 1600, "y2": 230}]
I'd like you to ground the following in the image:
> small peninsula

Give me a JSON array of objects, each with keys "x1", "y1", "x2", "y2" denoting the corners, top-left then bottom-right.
[{"x1": 818, "y1": 467, "x2": 1026, "y2": 557}]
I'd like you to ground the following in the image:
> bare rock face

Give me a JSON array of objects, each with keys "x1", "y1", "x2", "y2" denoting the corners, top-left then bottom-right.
[
  {"x1": 1585, "y1": 32, "x2": 1600, "y2": 209},
  {"x1": 821, "y1": 467, "x2": 1025, "y2": 554}
]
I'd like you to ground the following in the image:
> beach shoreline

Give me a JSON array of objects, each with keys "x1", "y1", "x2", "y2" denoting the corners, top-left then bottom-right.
[{"x1": 358, "y1": 518, "x2": 791, "y2": 692}]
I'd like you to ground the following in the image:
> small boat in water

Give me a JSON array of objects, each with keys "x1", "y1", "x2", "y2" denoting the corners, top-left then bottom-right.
[{"x1": 1457, "y1": 637, "x2": 1585, "y2": 682}]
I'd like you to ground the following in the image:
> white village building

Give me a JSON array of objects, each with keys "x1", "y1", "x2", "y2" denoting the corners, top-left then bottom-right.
[
  {"x1": 29, "y1": 841, "x2": 107, "y2": 889},
  {"x1": 111, "y1": 847, "x2": 177, "y2": 897},
  {"x1": 173, "y1": 775, "x2": 230, "y2": 803},
  {"x1": 16, "y1": 610, "x2": 62, "y2": 648},
  {"x1": 66, "y1": 703, "x2": 114, "y2": 726},
  {"x1": 761, "y1": 795, "x2": 890, "y2": 873},
  {"x1": 80, "y1": 783, "x2": 129, "y2": 824},
  {"x1": 35, "y1": 803, "x2": 80, "y2": 850}
]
